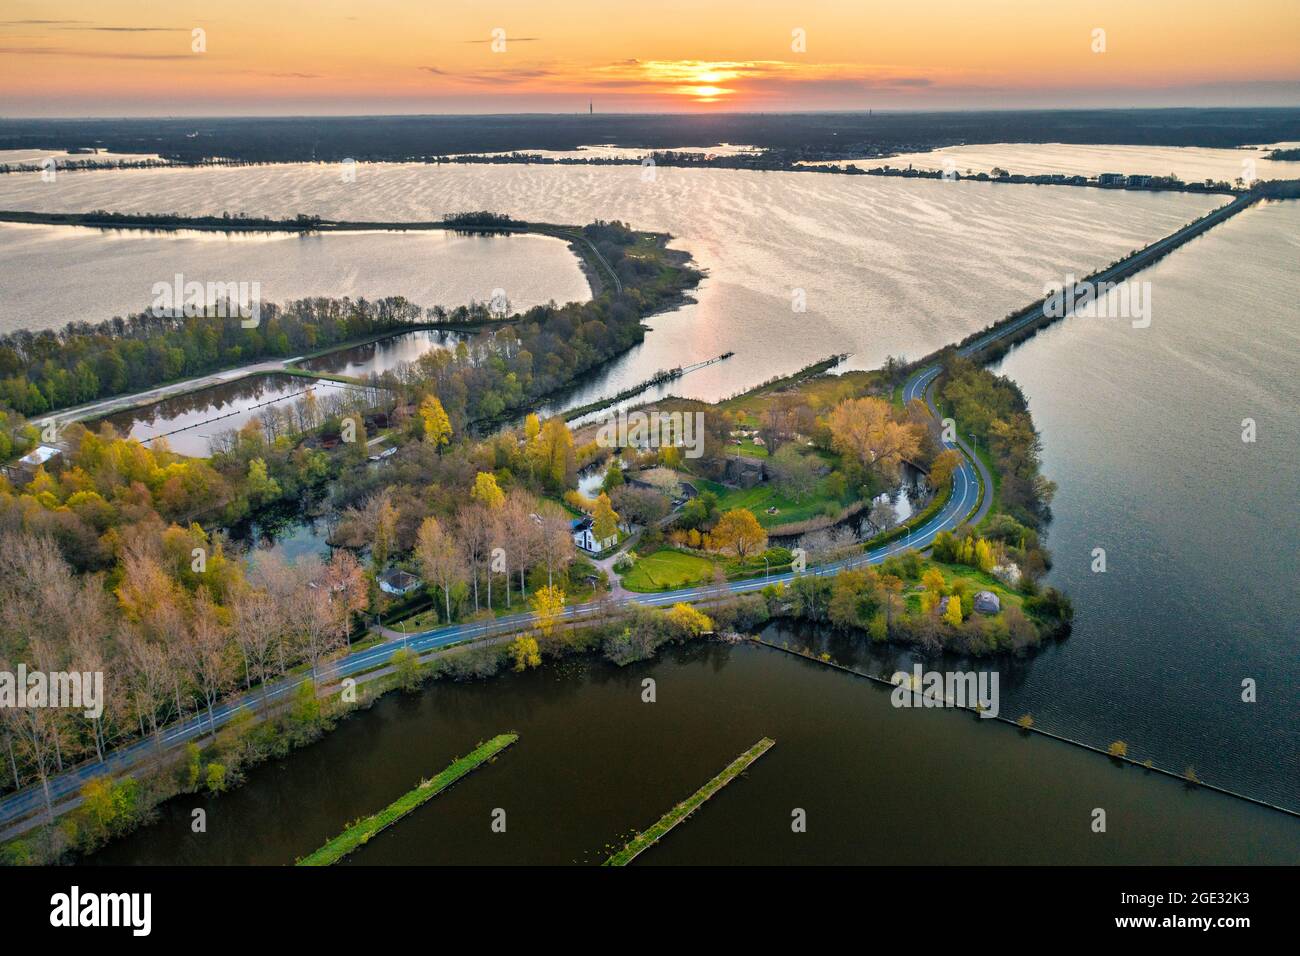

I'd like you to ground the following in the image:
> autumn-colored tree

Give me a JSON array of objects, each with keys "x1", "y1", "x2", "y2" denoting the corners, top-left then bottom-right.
[
  {"x1": 530, "y1": 584, "x2": 566, "y2": 640},
  {"x1": 665, "y1": 603, "x2": 713, "y2": 638},
  {"x1": 369, "y1": 491, "x2": 399, "y2": 571},
  {"x1": 921, "y1": 567, "x2": 947, "y2": 597},
  {"x1": 288, "y1": 556, "x2": 345, "y2": 682},
  {"x1": 419, "y1": 394, "x2": 453, "y2": 449},
  {"x1": 710, "y1": 508, "x2": 767, "y2": 560},
  {"x1": 508, "y1": 635, "x2": 542, "y2": 671},
  {"x1": 591, "y1": 492, "x2": 620, "y2": 545},
  {"x1": 184, "y1": 588, "x2": 232, "y2": 732},
  {"x1": 456, "y1": 504, "x2": 493, "y2": 611},
  {"x1": 471, "y1": 471, "x2": 505, "y2": 509},
  {"x1": 929, "y1": 448, "x2": 962, "y2": 491},
  {"x1": 534, "y1": 418, "x2": 575, "y2": 488},
  {"x1": 826, "y1": 396, "x2": 921, "y2": 478},
  {"x1": 534, "y1": 504, "x2": 576, "y2": 589},
  {"x1": 231, "y1": 562, "x2": 284, "y2": 710},
  {"x1": 497, "y1": 490, "x2": 538, "y2": 606},
  {"x1": 943, "y1": 594, "x2": 964, "y2": 626},
  {"x1": 320, "y1": 549, "x2": 369, "y2": 647}
]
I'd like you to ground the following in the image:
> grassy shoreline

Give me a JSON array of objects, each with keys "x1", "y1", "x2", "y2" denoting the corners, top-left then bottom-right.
[{"x1": 297, "y1": 732, "x2": 519, "y2": 866}]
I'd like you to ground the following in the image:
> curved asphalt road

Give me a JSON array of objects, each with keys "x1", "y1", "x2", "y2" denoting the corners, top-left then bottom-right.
[{"x1": 0, "y1": 362, "x2": 987, "y2": 833}]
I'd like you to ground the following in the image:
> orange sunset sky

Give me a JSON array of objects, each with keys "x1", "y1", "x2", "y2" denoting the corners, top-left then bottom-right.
[{"x1": 2, "y1": 0, "x2": 1298, "y2": 116}]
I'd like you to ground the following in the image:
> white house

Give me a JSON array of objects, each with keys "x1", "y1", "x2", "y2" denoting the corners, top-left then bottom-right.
[
  {"x1": 571, "y1": 516, "x2": 616, "y2": 554},
  {"x1": 378, "y1": 568, "x2": 421, "y2": 596}
]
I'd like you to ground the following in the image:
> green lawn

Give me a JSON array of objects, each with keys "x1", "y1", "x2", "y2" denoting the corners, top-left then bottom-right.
[
  {"x1": 621, "y1": 549, "x2": 718, "y2": 592},
  {"x1": 695, "y1": 477, "x2": 852, "y2": 529},
  {"x1": 914, "y1": 560, "x2": 1023, "y2": 610}
]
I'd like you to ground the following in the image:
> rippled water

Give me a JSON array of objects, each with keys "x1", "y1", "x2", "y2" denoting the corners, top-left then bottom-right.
[
  {"x1": 990, "y1": 200, "x2": 1300, "y2": 807},
  {"x1": 0, "y1": 223, "x2": 591, "y2": 334},
  {"x1": 874, "y1": 142, "x2": 1300, "y2": 183},
  {"x1": 0, "y1": 162, "x2": 1223, "y2": 400}
]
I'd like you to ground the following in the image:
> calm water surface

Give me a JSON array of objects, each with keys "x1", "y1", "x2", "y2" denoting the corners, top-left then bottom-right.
[
  {"x1": 875, "y1": 141, "x2": 1300, "y2": 183},
  {"x1": 0, "y1": 223, "x2": 590, "y2": 334},
  {"x1": 91, "y1": 641, "x2": 1298, "y2": 866},
  {"x1": 101, "y1": 372, "x2": 361, "y2": 457},
  {"x1": 298, "y1": 326, "x2": 473, "y2": 379}
]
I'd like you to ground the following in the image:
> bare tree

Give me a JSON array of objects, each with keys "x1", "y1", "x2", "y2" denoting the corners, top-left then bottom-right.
[
  {"x1": 288, "y1": 557, "x2": 344, "y2": 684},
  {"x1": 186, "y1": 589, "x2": 233, "y2": 732},
  {"x1": 320, "y1": 549, "x2": 368, "y2": 648},
  {"x1": 534, "y1": 503, "x2": 576, "y2": 589},
  {"x1": 455, "y1": 505, "x2": 493, "y2": 612},
  {"x1": 231, "y1": 571, "x2": 281, "y2": 713},
  {"x1": 416, "y1": 516, "x2": 466, "y2": 624}
]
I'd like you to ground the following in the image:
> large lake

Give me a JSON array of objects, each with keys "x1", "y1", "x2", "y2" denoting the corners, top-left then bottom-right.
[
  {"x1": 0, "y1": 161, "x2": 1222, "y2": 400},
  {"x1": 990, "y1": 199, "x2": 1300, "y2": 810},
  {"x1": 0, "y1": 222, "x2": 591, "y2": 334}
]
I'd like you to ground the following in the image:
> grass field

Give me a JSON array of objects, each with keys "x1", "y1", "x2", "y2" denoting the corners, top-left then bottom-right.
[
  {"x1": 695, "y1": 477, "x2": 852, "y2": 529},
  {"x1": 903, "y1": 559, "x2": 1022, "y2": 614},
  {"x1": 621, "y1": 549, "x2": 717, "y2": 592}
]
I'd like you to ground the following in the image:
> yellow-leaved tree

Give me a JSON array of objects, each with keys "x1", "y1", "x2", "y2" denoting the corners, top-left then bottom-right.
[
  {"x1": 419, "y1": 394, "x2": 452, "y2": 449},
  {"x1": 509, "y1": 635, "x2": 542, "y2": 671},
  {"x1": 471, "y1": 471, "x2": 505, "y2": 509},
  {"x1": 591, "y1": 492, "x2": 620, "y2": 545},
  {"x1": 530, "y1": 584, "x2": 566, "y2": 640},
  {"x1": 826, "y1": 396, "x2": 921, "y2": 478},
  {"x1": 943, "y1": 594, "x2": 964, "y2": 626},
  {"x1": 710, "y1": 507, "x2": 767, "y2": 560},
  {"x1": 665, "y1": 603, "x2": 713, "y2": 638}
]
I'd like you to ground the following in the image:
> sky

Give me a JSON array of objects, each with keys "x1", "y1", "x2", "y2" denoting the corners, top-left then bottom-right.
[{"x1": 1, "y1": 0, "x2": 1298, "y2": 117}]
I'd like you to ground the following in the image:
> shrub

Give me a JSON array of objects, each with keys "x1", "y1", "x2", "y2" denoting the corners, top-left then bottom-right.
[
  {"x1": 205, "y1": 763, "x2": 229, "y2": 794},
  {"x1": 391, "y1": 646, "x2": 422, "y2": 691}
]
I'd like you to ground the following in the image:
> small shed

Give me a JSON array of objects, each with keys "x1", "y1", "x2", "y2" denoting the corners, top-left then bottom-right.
[{"x1": 12, "y1": 445, "x2": 62, "y2": 482}]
